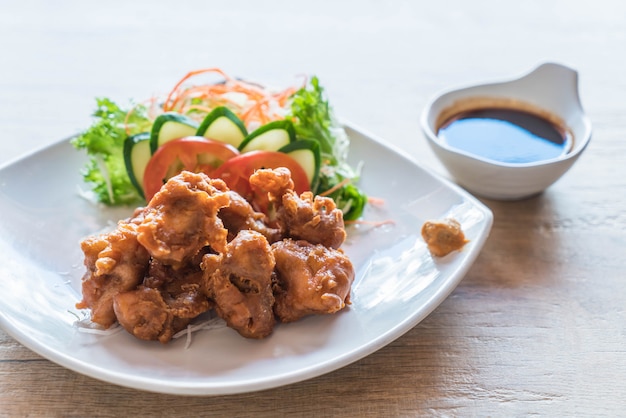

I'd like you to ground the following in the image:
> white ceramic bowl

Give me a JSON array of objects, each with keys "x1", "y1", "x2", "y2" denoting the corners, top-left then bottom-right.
[{"x1": 420, "y1": 62, "x2": 592, "y2": 200}]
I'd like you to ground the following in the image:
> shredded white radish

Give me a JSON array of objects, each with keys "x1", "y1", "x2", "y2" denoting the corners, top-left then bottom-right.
[
  {"x1": 76, "y1": 324, "x2": 124, "y2": 336},
  {"x1": 74, "y1": 316, "x2": 123, "y2": 336},
  {"x1": 172, "y1": 316, "x2": 227, "y2": 349},
  {"x1": 72, "y1": 310, "x2": 226, "y2": 347}
]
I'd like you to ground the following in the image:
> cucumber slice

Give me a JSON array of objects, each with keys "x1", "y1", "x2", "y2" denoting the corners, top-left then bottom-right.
[
  {"x1": 123, "y1": 132, "x2": 151, "y2": 198},
  {"x1": 196, "y1": 106, "x2": 248, "y2": 148},
  {"x1": 238, "y1": 120, "x2": 295, "y2": 153},
  {"x1": 279, "y1": 139, "x2": 321, "y2": 189},
  {"x1": 150, "y1": 112, "x2": 198, "y2": 153}
]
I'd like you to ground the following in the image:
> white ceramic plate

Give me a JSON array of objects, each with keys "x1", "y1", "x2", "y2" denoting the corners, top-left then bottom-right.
[{"x1": 0, "y1": 124, "x2": 492, "y2": 395}]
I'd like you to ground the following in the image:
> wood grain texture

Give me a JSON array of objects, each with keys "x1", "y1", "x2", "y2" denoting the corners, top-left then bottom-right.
[{"x1": 2, "y1": 0, "x2": 626, "y2": 416}]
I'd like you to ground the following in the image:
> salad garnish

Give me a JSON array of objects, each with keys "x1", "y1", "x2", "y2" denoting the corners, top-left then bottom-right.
[
  {"x1": 72, "y1": 68, "x2": 367, "y2": 220},
  {"x1": 72, "y1": 98, "x2": 151, "y2": 205}
]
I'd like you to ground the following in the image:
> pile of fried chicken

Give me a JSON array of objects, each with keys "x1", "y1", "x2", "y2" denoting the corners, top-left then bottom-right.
[{"x1": 76, "y1": 168, "x2": 355, "y2": 343}]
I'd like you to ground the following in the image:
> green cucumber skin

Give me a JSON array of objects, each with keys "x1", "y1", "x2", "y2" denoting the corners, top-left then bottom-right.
[
  {"x1": 149, "y1": 112, "x2": 198, "y2": 153},
  {"x1": 123, "y1": 132, "x2": 151, "y2": 199},
  {"x1": 142, "y1": 116, "x2": 319, "y2": 197},
  {"x1": 238, "y1": 120, "x2": 296, "y2": 152},
  {"x1": 196, "y1": 106, "x2": 248, "y2": 146},
  {"x1": 279, "y1": 139, "x2": 321, "y2": 189}
]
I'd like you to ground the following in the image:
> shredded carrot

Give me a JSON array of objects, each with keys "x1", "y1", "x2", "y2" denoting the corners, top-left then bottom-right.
[
  {"x1": 163, "y1": 68, "x2": 232, "y2": 112},
  {"x1": 123, "y1": 67, "x2": 304, "y2": 134},
  {"x1": 345, "y1": 219, "x2": 395, "y2": 227},
  {"x1": 239, "y1": 100, "x2": 264, "y2": 124},
  {"x1": 240, "y1": 98, "x2": 275, "y2": 126},
  {"x1": 274, "y1": 86, "x2": 298, "y2": 107},
  {"x1": 367, "y1": 196, "x2": 386, "y2": 205},
  {"x1": 319, "y1": 178, "x2": 352, "y2": 197},
  {"x1": 230, "y1": 82, "x2": 267, "y2": 100},
  {"x1": 159, "y1": 67, "x2": 301, "y2": 129},
  {"x1": 123, "y1": 96, "x2": 158, "y2": 136},
  {"x1": 123, "y1": 106, "x2": 137, "y2": 136}
]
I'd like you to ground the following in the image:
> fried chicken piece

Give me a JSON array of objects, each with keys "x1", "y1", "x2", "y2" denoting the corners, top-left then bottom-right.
[
  {"x1": 246, "y1": 166, "x2": 294, "y2": 216},
  {"x1": 271, "y1": 239, "x2": 354, "y2": 323},
  {"x1": 249, "y1": 168, "x2": 347, "y2": 249},
  {"x1": 76, "y1": 221, "x2": 150, "y2": 328},
  {"x1": 278, "y1": 191, "x2": 347, "y2": 249},
  {"x1": 202, "y1": 230, "x2": 276, "y2": 339},
  {"x1": 218, "y1": 190, "x2": 282, "y2": 243},
  {"x1": 143, "y1": 250, "x2": 213, "y2": 319},
  {"x1": 113, "y1": 250, "x2": 214, "y2": 344},
  {"x1": 421, "y1": 218, "x2": 469, "y2": 257},
  {"x1": 249, "y1": 166, "x2": 294, "y2": 202},
  {"x1": 136, "y1": 171, "x2": 230, "y2": 267},
  {"x1": 113, "y1": 287, "x2": 191, "y2": 343}
]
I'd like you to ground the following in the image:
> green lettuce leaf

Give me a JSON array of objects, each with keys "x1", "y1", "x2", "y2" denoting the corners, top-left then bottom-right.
[
  {"x1": 288, "y1": 76, "x2": 367, "y2": 220},
  {"x1": 71, "y1": 97, "x2": 151, "y2": 205}
]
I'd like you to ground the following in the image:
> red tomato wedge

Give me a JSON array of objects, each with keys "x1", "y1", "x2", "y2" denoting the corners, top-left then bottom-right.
[
  {"x1": 143, "y1": 136, "x2": 239, "y2": 201},
  {"x1": 211, "y1": 150, "x2": 310, "y2": 199}
]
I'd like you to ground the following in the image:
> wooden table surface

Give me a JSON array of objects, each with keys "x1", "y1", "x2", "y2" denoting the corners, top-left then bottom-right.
[{"x1": 2, "y1": 0, "x2": 626, "y2": 416}]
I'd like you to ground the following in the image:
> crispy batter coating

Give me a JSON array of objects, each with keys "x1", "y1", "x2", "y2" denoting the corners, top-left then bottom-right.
[
  {"x1": 278, "y1": 191, "x2": 346, "y2": 249},
  {"x1": 219, "y1": 190, "x2": 282, "y2": 243},
  {"x1": 136, "y1": 171, "x2": 230, "y2": 267},
  {"x1": 421, "y1": 218, "x2": 468, "y2": 257},
  {"x1": 202, "y1": 230, "x2": 276, "y2": 339},
  {"x1": 78, "y1": 168, "x2": 355, "y2": 342},
  {"x1": 271, "y1": 239, "x2": 354, "y2": 323},
  {"x1": 113, "y1": 248, "x2": 212, "y2": 343},
  {"x1": 113, "y1": 287, "x2": 191, "y2": 343},
  {"x1": 249, "y1": 166, "x2": 294, "y2": 203},
  {"x1": 143, "y1": 250, "x2": 213, "y2": 319},
  {"x1": 76, "y1": 221, "x2": 150, "y2": 328},
  {"x1": 249, "y1": 168, "x2": 346, "y2": 249}
]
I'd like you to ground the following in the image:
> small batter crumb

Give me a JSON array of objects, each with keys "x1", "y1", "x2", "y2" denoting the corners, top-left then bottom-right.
[{"x1": 421, "y1": 218, "x2": 469, "y2": 257}]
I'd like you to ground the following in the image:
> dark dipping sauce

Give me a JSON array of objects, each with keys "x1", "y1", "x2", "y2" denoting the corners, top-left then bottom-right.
[{"x1": 437, "y1": 107, "x2": 572, "y2": 164}]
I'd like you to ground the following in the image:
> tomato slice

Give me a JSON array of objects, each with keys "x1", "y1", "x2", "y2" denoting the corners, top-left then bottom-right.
[
  {"x1": 211, "y1": 150, "x2": 310, "y2": 199},
  {"x1": 143, "y1": 136, "x2": 239, "y2": 201}
]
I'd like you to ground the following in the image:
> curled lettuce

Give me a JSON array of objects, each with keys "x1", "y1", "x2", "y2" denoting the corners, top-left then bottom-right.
[
  {"x1": 72, "y1": 98, "x2": 151, "y2": 205},
  {"x1": 288, "y1": 77, "x2": 367, "y2": 220}
]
